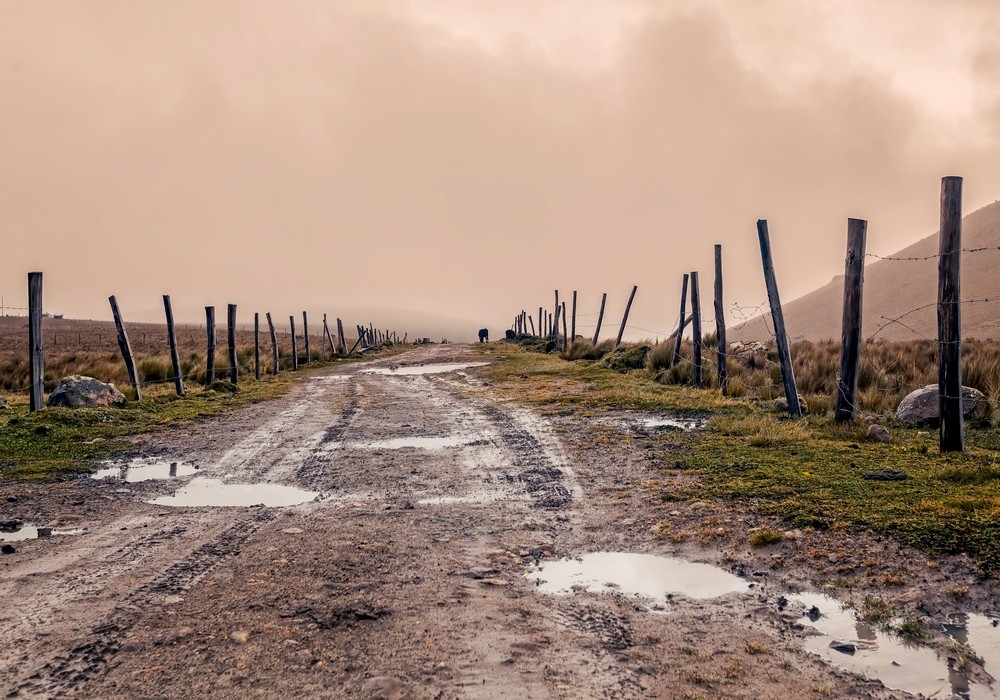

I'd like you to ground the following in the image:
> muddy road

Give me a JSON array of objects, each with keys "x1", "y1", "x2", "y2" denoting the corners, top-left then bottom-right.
[{"x1": 2, "y1": 345, "x2": 997, "y2": 699}]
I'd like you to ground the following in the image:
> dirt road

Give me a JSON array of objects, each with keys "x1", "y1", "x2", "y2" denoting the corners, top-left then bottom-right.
[{"x1": 1, "y1": 345, "x2": 993, "y2": 698}]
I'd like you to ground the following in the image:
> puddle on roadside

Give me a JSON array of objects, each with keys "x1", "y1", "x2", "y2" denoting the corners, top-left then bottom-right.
[
  {"x1": 0, "y1": 524, "x2": 85, "y2": 542},
  {"x1": 791, "y1": 592, "x2": 1000, "y2": 699},
  {"x1": 92, "y1": 458, "x2": 199, "y2": 482},
  {"x1": 640, "y1": 416, "x2": 706, "y2": 432},
  {"x1": 361, "y1": 362, "x2": 488, "y2": 376},
  {"x1": 148, "y1": 478, "x2": 318, "y2": 508},
  {"x1": 526, "y1": 552, "x2": 750, "y2": 601},
  {"x1": 341, "y1": 436, "x2": 475, "y2": 450}
]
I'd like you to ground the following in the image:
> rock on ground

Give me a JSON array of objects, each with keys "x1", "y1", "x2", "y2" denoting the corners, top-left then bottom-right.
[
  {"x1": 46, "y1": 375, "x2": 126, "y2": 408},
  {"x1": 895, "y1": 384, "x2": 988, "y2": 425}
]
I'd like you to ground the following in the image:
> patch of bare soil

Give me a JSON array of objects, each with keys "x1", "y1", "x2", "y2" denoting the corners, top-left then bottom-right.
[{"x1": 2, "y1": 344, "x2": 997, "y2": 699}]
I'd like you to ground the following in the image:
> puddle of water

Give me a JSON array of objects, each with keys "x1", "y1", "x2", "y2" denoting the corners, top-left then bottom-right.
[
  {"x1": 361, "y1": 362, "x2": 487, "y2": 376},
  {"x1": 92, "y1": 458, "x2": 199, "y2": 482},
  {"x1": 0, "y1": 524, "x2": 85, "y2": 542},
  {"x1": 342, "y1": 436, "x2": 474, "y2": 450},
  {"x1": 641, "y1": 417, "x2": 706, "y2": 432},
  {"x1": 148, "y1": 478, "x2": 318, "y2": 508},
  {"x1": 791, "y1": 592, "x2": 999, "y2": 699},
  {"x1": 945, "y1": 613, "x2": 1000, "y2": 700},
  {"x1": 526, "y1": 552, "x2": 750, "y2": 601}
]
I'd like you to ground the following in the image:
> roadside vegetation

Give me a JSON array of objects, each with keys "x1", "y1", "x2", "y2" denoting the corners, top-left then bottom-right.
[{"x1": 475, "y1": 339, "x2": 1000, "y2": 576}]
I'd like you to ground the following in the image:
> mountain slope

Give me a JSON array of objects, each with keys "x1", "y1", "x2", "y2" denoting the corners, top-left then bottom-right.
[{"x1": 729, "y1": 199, "x2": 1000, "y2": 341}]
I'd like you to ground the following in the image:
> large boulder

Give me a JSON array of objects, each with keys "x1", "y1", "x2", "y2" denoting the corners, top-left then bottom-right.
[
  {"x1": 895, "y1": 384, "x2": 988, "y2": 425},
  {"x1": 47, "y1": 376, "x2": 126, "y2": 408}
]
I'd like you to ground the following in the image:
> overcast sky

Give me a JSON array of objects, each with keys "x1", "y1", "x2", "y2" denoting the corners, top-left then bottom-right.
[{"x1": 2, "y1": 0, "x2": 998, "y2": 340}]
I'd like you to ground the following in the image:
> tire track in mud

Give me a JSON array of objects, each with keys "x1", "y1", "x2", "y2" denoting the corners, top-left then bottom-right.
[{"x1": 10, "y1": 512, "x2": 274, "y2": 698}]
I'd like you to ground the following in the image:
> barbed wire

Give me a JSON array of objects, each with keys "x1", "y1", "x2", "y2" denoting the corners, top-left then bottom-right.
[{"x1": 865, "y1": 245, "x2": 1000, "y2": 262}]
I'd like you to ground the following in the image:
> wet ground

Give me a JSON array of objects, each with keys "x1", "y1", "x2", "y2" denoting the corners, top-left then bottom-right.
[{"x1": 2, "y1": 344, "x2": 999, "y2": 699}]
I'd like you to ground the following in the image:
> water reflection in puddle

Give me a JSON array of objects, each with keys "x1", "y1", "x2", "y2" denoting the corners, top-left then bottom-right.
[
  {"x1": 343, "y1": 436, "x2": 474, "y2": 450},
  {"x1": 526, "y1": 552, "x2": 750, "y2": 601},
  {"x1": 92, "y1": 458, "x2": 199, "y2": 482},
  {"x1": 792, "y1": 592, "x2": 999, "y2": 699},
  {"x1": 641, "y1": 417, "x2": 706, "y2": 432},
  {"x1": 149, "y1": 478, "x2": 318, "y2": 508},
  {"x1": 361, "y1": 362, "x2": 488, "y2": 376},
  {"x1": 0, "y1": 524, "x2": 84, "y2": 541}
]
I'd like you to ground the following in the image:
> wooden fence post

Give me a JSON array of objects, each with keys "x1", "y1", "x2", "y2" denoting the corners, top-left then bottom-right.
[
  {"x1": 323, "y1": 314, "x2": 336, "y2": 358},
  {"x1": 592, "y1": 293, "x2": 607, "y2": 347},
  {"x1": 163, "y1": 295, "x2": 185, "y2": 396},
  {"x1": 28, "y1": 272, "x2": 43, "y2": 410},
  {"x1": 835, "y1": 219, "x2": 867, "y2": 422},
  {"x1": 227, "y1": 304, "x2": 238, "y2": 383},
  {"x1": 205, "y1": 306, "x2": 216, "y2": 385},
  {"x1": 266, "y1": 312, "x2": 279, "y2": 374},
  {"x1": 571, "y1": 291, "x2": 577, "y2": 344},
  {"x1": 714, "y1": 245, "x2": 728, "y2": 396},
  {"x1": 672, "y1": 274, "x2": 689, "y2": 367},
  {"x1": 552, "y1": 290, "x2": 560, "y2": 342},
  {"x1": 109, "y1": 295, "x2": 142, "y2": 400},
  {"x1": 538, "y1": 307, "x2": 543, "y2": 337},
  {"x1": 615, "y1": 285, "x2": 638, "y2": 350},
  {"x1": 690, "y1": 273, "x2": 702, "y2": 388},
  {"x1": 561, "y1": 301, "x2": 568, "y2": 350},
  {"x1": 290, "y1": 315, "x2": 299, "y2": 370},
  {"x1": 254, "y1": 312, "x2": 261, "y2": 380},
  {"x1": 756, "y1": 220, "x2": 801, "y2": 417},
  {"x1": 302, "y1": 311, "x2": 310, "y2": 363},
  {"x1": 336, "y1": 318, "x2": 346, "y2": 355},
  {"x1": 939, "y1": 176, "x2": 964, "y2": 452},
  {"x1": 528, "y1": 315, "x2": 536, "y2": 336}
]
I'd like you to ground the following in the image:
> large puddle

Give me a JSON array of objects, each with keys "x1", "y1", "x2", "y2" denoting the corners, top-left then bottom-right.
[
  {"x1": 361, "y1": 362, "x2": 488, "y2": 376},
  {"x1": 0, "y1": 523, "x2": 84, "y2": 542},
  {"x1": 148, "y1": 478, "x2": 318, "y2": 508},
  {"x1": 340, "y1": 436, "x2": 474, "y2": 450},
  {"x1": 640, "y1": 416, "x2": 706, "y2": 432},
  {"x1": 526, "y1": 552, "x2": 750, "y2": 602},
  {"x1": 92, "y1": 458, "x2": 199, "y2": 482},
  {"x1": 791, "y1": 592, "x2": 999, "y2": 699}
]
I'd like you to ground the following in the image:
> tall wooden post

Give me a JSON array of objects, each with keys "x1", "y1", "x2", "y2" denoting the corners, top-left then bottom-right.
[
  {"x1": 561, "y1": 302, "x2": 568, "y2": 350},
  {"x1": 672, "y1": 274, "x2": 690, "y2": 367},
  {"x1": 163, "y1": 295, "x2": 185, "y2": 396},
  {"x1": 290, "y1": 316, "x2": 299, "y2": 370},
  {"x1": 615, "y1": 285, "x2": 638, "y2": 350},
  {"x1": 552, "y1": 291, "x2": 560, "y2": 342},
  {"x1": 690, "y1": 273, "x2": 702, "y2": 388},
  {"x1": 109, "y1": 295, "x2": 142, "y2": 400},
  {"x1": 714, "y1": 245, "x2": 728, "y2": 396},
  {"x1": 227, "y1": 304, "x2": 238, "y2": 383},
  {"x1": 571, "y1": 291, "x2": 577, "y2": 343},
  {"x1": 27, "y1": 273, "x2": 44, "y2": 411},
  {"x1": 756, "y1": 220, "x2": 801, "y2": 417},
  {"x1": 337, "y1": 318, "x2": 346, "y2": 355},
  {"x1": 302, "y1": 311, "x2": 310, "y2": 363},
  {"x1": 266, "y1": 312, "x2": 279, "y2": 374},
  {"x1": 939, "y1": 176, "x2": 964, "y2": 451},
  {"x1": 323, "y1": 314, "x2": 335, "y2": 357},
  {"x1": 538, "y1": 307, "x2": 543, "y2": 337},
  {"x1": 835, "y1": 219, "x2": 868, "y2": 422},
  {"x1": 592, "y1": 293, "x2": 607, "y2": 347},
  {"x1": 205, "y1": 306, "x2": 216, "y2": 385},
  {"x1": 528, "y1": 315, "x2": 536, "y2": 336},
  {"x1": 254, "y1": 313, "x2": 261, "y2": 380}
]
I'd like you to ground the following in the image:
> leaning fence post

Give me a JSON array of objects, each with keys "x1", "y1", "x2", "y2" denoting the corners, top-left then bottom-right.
[
  {"x1": 266, "y1": 312, "x2": 279, "y2": 374},
  {"x1": 552, "y1": 290, "x2": 560, "y2": 342},
  {"x1": 672, "y1": 274, "x2": 689, "y2": 367},
  {"x1": 336, "y1": 318, "x2": 346, "y2": 355},
  {"x1": 254, "y1": 312, "x2": 261, "y2": 380},
  {"x1": 592, "y1": 293, "x2": 607, "y2": 346},
  {"x1": 205, "y1": 306, "x2": 216, "y2": 385},
  {"x1": 756, "y1": 220, "x2": 801, "y2": 416},
  {"x1": 714, "y1": 246, "x2": 728, "y2": 396},
  {"x1": 690, "y1": 272, "x2": 703, "y2": 388},
  {"x1": 939, "y1": 176, "x2": 964, "y2": 452},
  {"x1": 227, "y1": 304, "x2": 238, "y2": 383},
  {"x1": 615, "y1": 285, "x2": 638, "y2": 350},
  {"x1": 163, "y1": 295, "x2": 185, "y2": 396},
  {"x1": 835, "y1": 219, "x2": 867, "y2": 422},
  {"x1": 109, "y1": 295, "x2": 142, "y2": 400},
  {"x1": 28, "y1": 272, "x2": 44, "y2": 410},
  {"x1": 561, "y1": 302, "x2": 568, "y2": 350},
  {"x1": 290, "y1": 315, "x2": 299, "y2": 370}
]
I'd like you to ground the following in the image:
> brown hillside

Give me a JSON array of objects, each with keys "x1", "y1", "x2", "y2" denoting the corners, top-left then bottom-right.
[{"x1": 730, "y1": 199, "x2": 1000, "y2": 341}]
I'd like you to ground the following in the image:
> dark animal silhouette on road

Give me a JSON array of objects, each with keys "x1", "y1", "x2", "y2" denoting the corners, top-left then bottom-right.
[{"x1": 478, "y1": 328, "x2": 489, "y2": 343}]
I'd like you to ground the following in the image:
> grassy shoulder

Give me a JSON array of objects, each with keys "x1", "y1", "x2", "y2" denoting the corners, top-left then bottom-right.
[
  {"x1": 0, "y1": 353, "x2": 388, "y2": 483},
  {"x1": 475, "y1": 342, "x2": 1000, "y2": 577}
]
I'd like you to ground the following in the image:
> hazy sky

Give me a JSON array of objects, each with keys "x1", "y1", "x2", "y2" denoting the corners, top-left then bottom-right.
[{"x1": 2, "y1": 0, "x2": 999, "y2": 340}]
